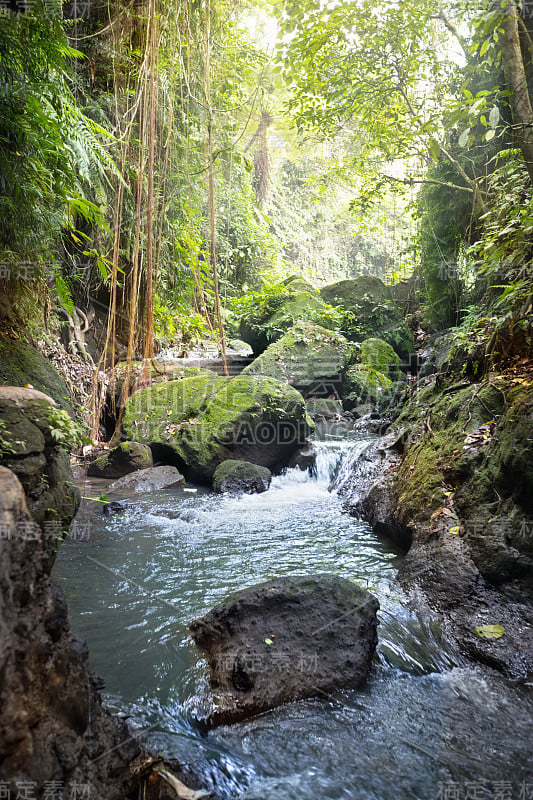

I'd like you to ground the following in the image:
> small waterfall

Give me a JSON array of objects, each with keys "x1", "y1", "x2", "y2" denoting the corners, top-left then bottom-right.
[
  {"x1": 312, "y1": 442, "x2": 342, "y2": 484},
  {"x1": 309, "y1": 438, "x2": 374, "y2": 492},
  {"x1": 331, "y1": 439, "x2": 374, "y2": 493}
]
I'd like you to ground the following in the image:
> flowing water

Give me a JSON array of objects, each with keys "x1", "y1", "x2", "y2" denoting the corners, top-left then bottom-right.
[{"x1": 54, "y1": 425, "x2": 533, "y2": 800}]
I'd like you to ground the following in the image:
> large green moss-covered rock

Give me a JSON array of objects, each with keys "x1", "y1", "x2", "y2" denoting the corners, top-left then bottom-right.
[
  {"x1": 239, "y1": 276, "x2": 328, "y2": 356},
  {"x1": 359, "y1": 337, "x2": 402, "y2": 379},
  {"x1": 320, "y1": 276, "x2": 412, "y2": 360},
  {"x1": 123, "y1": 374, "x2": 312, "y2": 484},
  {"x1": 0, "y1": 338, "x2": 72, "y2": 411},
  {"x1": 122, "y1": 371, "x2": 227, "y2": 442},
  {"x1": 342, "y1": 365, "x2": 394, "y2": 412},
  {"x1": 243, "y1": 322, "x2": 354, "y2": 397}
]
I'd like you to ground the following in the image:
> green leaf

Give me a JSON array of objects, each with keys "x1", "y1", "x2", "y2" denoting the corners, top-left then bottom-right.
[
  {"x1": 474, "y1": 624, "x2": 505, "y2": 639},
  {"x1": 428, "y1": 137, "x2": 441, "y2": 162},
  {"x1": 489, "y1": 105, "x2": 500, "y2": 128},
  {"x1": 55, "y1": 275, "x2": 75, "y2": 315},
  {"x1": 480, "y1": 38, "x2": 489, "y2": 56},
  {"x1": 485, "y1": 129, "x2": 496, "y2": 142},
  {"x1": 264, "y1": 638, "x2": 273, "y2": 645},
  {"x1": 458, "y1": 128, "x2": 470, "y2": 148}
]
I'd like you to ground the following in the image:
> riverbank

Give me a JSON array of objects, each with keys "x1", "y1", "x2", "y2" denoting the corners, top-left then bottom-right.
[{"x1": 343, "y1": 338, "x2": 533, "y2": 682}]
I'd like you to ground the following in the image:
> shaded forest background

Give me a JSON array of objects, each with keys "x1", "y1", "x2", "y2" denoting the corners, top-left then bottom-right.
[{"x1": 1, "y1": 0, "x2": 532, "y2": 424}]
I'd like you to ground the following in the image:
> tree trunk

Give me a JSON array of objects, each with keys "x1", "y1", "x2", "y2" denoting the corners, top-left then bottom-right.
[{"x1": 501, "y1": 0, "x2": 533, "y2": 183}]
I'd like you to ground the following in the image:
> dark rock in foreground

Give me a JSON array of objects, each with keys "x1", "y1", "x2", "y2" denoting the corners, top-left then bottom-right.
[
  {"x1": 188, "y1": 574, "x2": 379, "y2": 726},
  {"x1": 0, "y1": 467, "x2": 140, "y2": 795},
  {"x1": 0, "y1": 387, "x2": 80, "y2": 557},
  {"x1": 212, "y1": 460, "x2": 271, "y2": 494}
]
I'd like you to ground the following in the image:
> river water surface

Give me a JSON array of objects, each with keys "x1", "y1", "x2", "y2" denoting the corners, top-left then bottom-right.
[{"x1": 53, "y1": 426, "x2": 533, "y2": 800}]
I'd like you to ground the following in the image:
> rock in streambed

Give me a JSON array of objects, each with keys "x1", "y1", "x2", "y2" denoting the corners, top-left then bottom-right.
[{"x1": 188, "y1": 574, "x2": 379, "y2": 726}]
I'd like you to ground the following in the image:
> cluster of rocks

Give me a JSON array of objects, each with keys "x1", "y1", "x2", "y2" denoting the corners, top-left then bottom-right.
[{"x1": 87, "y1": 275, "x2": 412, "y2": 497}]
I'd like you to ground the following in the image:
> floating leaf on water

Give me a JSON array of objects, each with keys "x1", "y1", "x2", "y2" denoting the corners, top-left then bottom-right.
[{"x1": 474, "y1": 624, "x2": 505, "y2": 639}]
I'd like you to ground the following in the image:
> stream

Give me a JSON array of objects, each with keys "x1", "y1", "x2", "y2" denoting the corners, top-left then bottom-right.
[{"x1": 53, "y1": 424, "x2": 533, "y2": 800}]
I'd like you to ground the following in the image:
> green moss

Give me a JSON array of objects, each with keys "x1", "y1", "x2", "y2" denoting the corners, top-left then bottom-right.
[
  {"x1": 283, "y1": 275, "x2": 320, "y2": 296},
  {"x1": 343, "y1": 365, "x2": 393, "y2": 409},
  {"x1": 122, "y1": 373, "x2": 311, "y2": 483},
  {"x1": 200, "y1": 374, "x2": 305, "y2": 434},
  {"x1": 87, "y1": 441, "x2": 153, "y2": 478},
  {"x1": 239, "y1": 287, "x2": 329, "y2": 355},
  {"x1": 392, "y1": 381, "x2": 509, "y2": 529},
  {"x1": 122, "y1": 372, "x2": 226, "y2": 442},
  {"x1": 0, "y1": 338, "x2": 71, "y2": 411},
  {"x1": 359, "y1": 338, "x2": 401, "y2": 378},
  {"x1": 320, "y1": 276, "x2": 393, "y2": 307}
]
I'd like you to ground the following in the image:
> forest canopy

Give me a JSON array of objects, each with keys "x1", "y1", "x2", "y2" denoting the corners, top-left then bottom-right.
[{"x1": 0, "y1": 0, "x2": 532, "y2": 364}]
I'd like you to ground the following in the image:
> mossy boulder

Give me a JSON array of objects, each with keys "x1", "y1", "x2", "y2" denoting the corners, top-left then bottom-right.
[
  {"x1": 239, "y1": 279, "x2": 328, "y2": 356},
  {"x1": 282, "y1": 275, "x2": 320, "y2": 296},
  {"x1": 213, "y1": 459, "x2": 272, "y2": 494},
  {"x1": 0, "y1": 338, "x2": 72, "y2": 411},
  {"x1": 122, "y1": 371, "x2": 227, "y2": 442},
  {"x1": 123, "y1": 373, "x2": 312, "y2": 484},
  {"x1": 390, "y1": 378, "x2": 533, "y2": 584},
  {"x1": 342, "y1": 365, "x2": 394, "y2": 412},
  {"x1": 106, "y1": 362, "x2": 214, "y2": 427},
  {"x1": 306, "y1": 398, "x2": 343, "y2": 418},
  {"x1": 87, "y1": 441, "x2": 153, "y2": 479},
  {"x1": 359, "y1": 337, "x2": 402, "y2": 379},
  {"x1": 243, "y1": 322, "x2": 354, "y2": 397},
  {"x1": 0, "y1": 387, "x2": 80, "y2": 557},
  {"x1": 320, "y1": 276, "x2": 412, "y2": 361}
]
